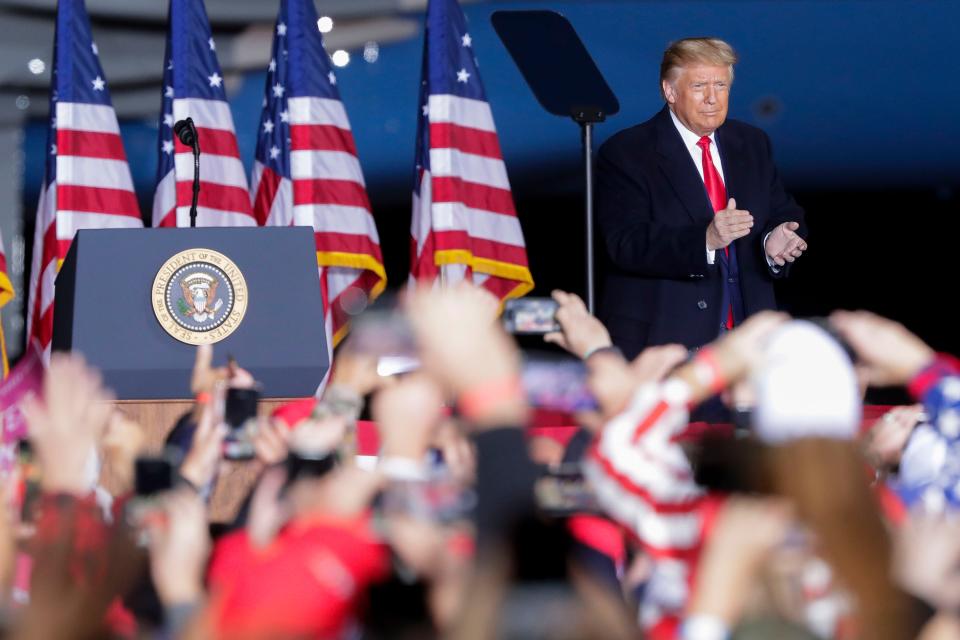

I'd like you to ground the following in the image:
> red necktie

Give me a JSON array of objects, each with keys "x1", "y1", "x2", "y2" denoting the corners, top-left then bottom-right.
[{"x1": 697, "y1": 136, "x2": 734, "y2": 329}]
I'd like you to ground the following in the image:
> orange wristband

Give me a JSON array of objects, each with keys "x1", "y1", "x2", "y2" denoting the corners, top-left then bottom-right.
[
  {"x1": 691, "y1": 347, "x2": 726, "y2": 395},
  {"x1": 194, "y1": 391, "x2": 212, "y2": 405},
  {"x1": 457, "y1": 376, "x2": 524, "y2": 421}
]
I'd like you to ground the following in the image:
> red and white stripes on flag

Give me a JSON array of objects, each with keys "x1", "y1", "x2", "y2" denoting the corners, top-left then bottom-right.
[
  {"x1": 251, "y1": 0, "x2": 385, "y2": 360},
  {"x1": 153, "y1": 99, "x2": 256, "y2": 228},
  {"x1": 27, "y1": 0, "x2": 144, "y2": 359},
  {"x1": 583, "y1": 379, "x2": 710, "y2": 636},
  {"x1": 412, "y1": 95, "x2": 533, "y2": 301},
  {"x1": 152, "y1": 0, "x2": 256, "y2": 228},
  {"x1": 255, "y1": 96, "x2": 386, "y2": 349},
  {"x1": 411, "y1": 0, "x2": 533, "y2": 302},
  {"x1": 28, "y1": 103, "x2": 144, "y2": 358}
]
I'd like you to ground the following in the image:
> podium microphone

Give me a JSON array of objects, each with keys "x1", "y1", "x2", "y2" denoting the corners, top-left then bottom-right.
[{"x1": 173, "y1": 117, "x2": 201, "y2": 228}]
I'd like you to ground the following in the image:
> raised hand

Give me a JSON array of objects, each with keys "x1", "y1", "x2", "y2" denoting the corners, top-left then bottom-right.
[
  {"x1": 372, "y1": 375, "x2": 445, "y2": 462},
  {"x1": 830, "y1": 310, "x2": 934, "y2": 387},
  {"x1": 190, "y1": 343, "x2": 227, "y2": 396},
  {"x1": 631, "y1": 343, "x2": 689, "y2": 386},
  {"x1": 543, "y1": 290, "x2": 613, "y2": 359},
  {"x1": 21, "y1": 354, "x2": 115, "y2": 495},
  {"x1": 147, "y1": 489, "x2": 210, "y2": 606},
  {"x1": 688, "y1": 497, "x2": 793, "y2": 624},
  {"x1": 405, "y1": 284, "x2": 525, "y2": 427},
  {"x1": 706, "y1": 198, "x2": 753, "y2": 251},
  {"x1": 864, "y1": 404, "x2": 925, "y2": 471},
  {"x1": 328, "y1": 346, "x2": 381, "y2": 398},
  {"x1": 179, "y1": 396, "x2": 228, "y2": 490},
  {"x1": 190, "y1": 343, "x2": 255, "y2": 396},
  {"x1": 894, "y1": 513, "x2": 960, "y2": 611},
  {"x1": 584, "y1": 344, "x2": 687, "y2": 423},
  {"x1": 672, "y1": 310, "x2": 789, "y2": 403},
  {"x1": 764, "y1": 221, "x2": 807, "y2": 266},
  {"x1": 252, "y1": 419, "x2": 290, "y2": 467},
  {"x1": 100, "y1": 411, "x2": 147, "y2": 495},
  {"x1": 245, "y1": 466, "x2": 289, "y2": 548}
]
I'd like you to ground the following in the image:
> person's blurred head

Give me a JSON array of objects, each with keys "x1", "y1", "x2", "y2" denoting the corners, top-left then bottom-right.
[
  {"x1": 767, "y1": 438, "x2": 911, "y2": 640},
  {"x1": 701, "y1": 320, "x2": 912, "y2": 639},
  {"x1": 660, "y1": 37, "x2": 737, "y2": 136},
  {"x1": 752, "y1": 320, "x2": 908, "y2": 640},
  {"x1": 752, "y1": 320, "x2": 862, "y2": 444}
]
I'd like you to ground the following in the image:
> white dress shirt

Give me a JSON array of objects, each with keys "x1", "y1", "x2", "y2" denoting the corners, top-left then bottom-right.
[
  {"x1": 669, "y1": 108, "x2": 726, "y2": 185},
  {"x1": 668, "y1": 108, "x2": 777, "y2": 269}
]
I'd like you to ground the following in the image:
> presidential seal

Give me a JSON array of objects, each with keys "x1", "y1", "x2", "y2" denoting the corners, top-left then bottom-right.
[{"x1": 152, "y1": 248, "x2": 248, "y2": 345}]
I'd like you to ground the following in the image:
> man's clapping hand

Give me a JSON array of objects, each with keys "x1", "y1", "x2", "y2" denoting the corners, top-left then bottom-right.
[
  {"x1": 706, "y1": 198, "x2": 753, "y2": 251},
  {"x1": 764, "y1": 221, "x2": 807, "y2": 266}
]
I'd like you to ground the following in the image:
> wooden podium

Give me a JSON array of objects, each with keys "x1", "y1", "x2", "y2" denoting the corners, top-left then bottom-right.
[
  {"x1": 53, "y1": 227, "x2": 328, "y2": 522},
  {"x1": 109, "y1": 399, "x2": 301, "y2": 522}
]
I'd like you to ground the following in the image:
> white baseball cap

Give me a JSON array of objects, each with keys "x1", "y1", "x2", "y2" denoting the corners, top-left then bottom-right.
[{"x1": 753, "y1": 320, "x2": 862, "y2": 444}]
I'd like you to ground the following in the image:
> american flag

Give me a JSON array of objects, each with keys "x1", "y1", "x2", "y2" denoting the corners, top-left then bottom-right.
[
  {"x1": 250, "y1": 0, "x2": 385, "y2": 350},
  {"x1": 27, "y1": 0, "x2": 143, "y2": 359},
  {"x1": 152, "y1": 0, "x2": 256, "y2": 228},
  {"x1": 411, "y1": 0, "x2": 533, "y2": 301},
  {"x1": 0, "y1": 233, "x2": 13, "y2": 376}
]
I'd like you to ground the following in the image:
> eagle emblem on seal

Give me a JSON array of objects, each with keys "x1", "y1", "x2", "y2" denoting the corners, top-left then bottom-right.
[{"x1": 178, "y1": 272, "x2": 225, "y2": 323}]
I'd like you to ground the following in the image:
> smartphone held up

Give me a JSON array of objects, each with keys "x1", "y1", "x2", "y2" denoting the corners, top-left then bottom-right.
[
  {"x1": 221, "y1": 386, "x2": 261, "y2": 460},
  {"x1": 502, "y1": 297, "x2": 560, "y2": 335}
]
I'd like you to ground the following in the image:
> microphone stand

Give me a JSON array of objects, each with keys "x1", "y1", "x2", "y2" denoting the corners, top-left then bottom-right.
[{"x1": 173, "y1": 117, "x2": 201, "y2": 228}]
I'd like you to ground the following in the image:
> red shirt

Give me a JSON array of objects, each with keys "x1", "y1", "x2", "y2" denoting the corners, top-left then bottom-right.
[{"x1": 207, "y1": 512, "x2": 389, "y2": 638}]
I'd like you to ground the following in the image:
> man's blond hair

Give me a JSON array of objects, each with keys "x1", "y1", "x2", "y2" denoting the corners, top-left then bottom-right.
[{"x1": 659, "y1": 37, "x2": 738, "y2": 98}]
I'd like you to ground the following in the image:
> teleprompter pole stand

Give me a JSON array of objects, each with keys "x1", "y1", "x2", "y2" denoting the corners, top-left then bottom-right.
[
  {"x1": 573, "y1": 107, "x2": 606, "y2": 313},
  {"x1": 492, "y1": 11, "x2": 619, "y2": 313}
]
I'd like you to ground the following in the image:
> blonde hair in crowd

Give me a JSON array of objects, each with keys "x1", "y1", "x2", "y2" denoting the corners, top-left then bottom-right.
[
  {"x1": 660, "y1": 37, "x2": 738, "y2": 98},
  {"x1": 769, "y1": 439, "x2": 913, "y2": 640}
]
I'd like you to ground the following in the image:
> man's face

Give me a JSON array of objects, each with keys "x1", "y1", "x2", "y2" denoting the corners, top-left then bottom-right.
[{"x1": 662, "y1": 64, "x2": 731, "y2": 136}]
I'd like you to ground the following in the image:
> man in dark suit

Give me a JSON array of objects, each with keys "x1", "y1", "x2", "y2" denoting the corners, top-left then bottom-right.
[{"x1": 596, "y1": 37, "x2": 807, "y2": 359}]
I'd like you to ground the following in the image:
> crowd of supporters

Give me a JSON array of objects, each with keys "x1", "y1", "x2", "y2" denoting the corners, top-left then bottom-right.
[{"x1": 2, "y1": 285, "x2": 960, "y2": 639}]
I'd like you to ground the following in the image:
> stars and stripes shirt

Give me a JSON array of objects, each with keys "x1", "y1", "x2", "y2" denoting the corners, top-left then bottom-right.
[
  {"x1": 152, "y1": 0, "x2": 255, "y2": 228},
  {"x1": 895, "y1": 356, "x2": 960, "y2": 512},
  {"x1": 250, "y1": 0, "x2": 385, "y2": 354},
  {"x1": 411, "y1": 0, "x2": 533, "y2": 302},
  {"x1": 27, "y1": 0, "x2": 142, "y2": 358},
  {"x1": 583, "y1": 379, "x2": 714, "y2": 638}
]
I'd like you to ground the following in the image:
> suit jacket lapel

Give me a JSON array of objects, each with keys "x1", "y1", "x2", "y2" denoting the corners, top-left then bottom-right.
[
  {"x1": 654, "y1": 107, "x2": 714, "y2": 225},
  {"x1": 715, "y1": 124, "x2": 757, "y2": 254},
  {"x1": 714, "y1": 124, "x2": 745, "y2": 210}
]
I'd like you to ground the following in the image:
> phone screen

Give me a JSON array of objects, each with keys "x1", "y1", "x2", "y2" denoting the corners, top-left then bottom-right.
[
  {"x1": 503, "y1": 298, "x2": 560, "y2": 334},
  {"x1": 522, "y1": 356, "x2": 598, "y2": 413},
  {"x1": 349, "y1": 309, "x2": 417, "y2": 358},
  {"x1": 535, "y1": 464, "x2": 600, "y2": 516}
]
